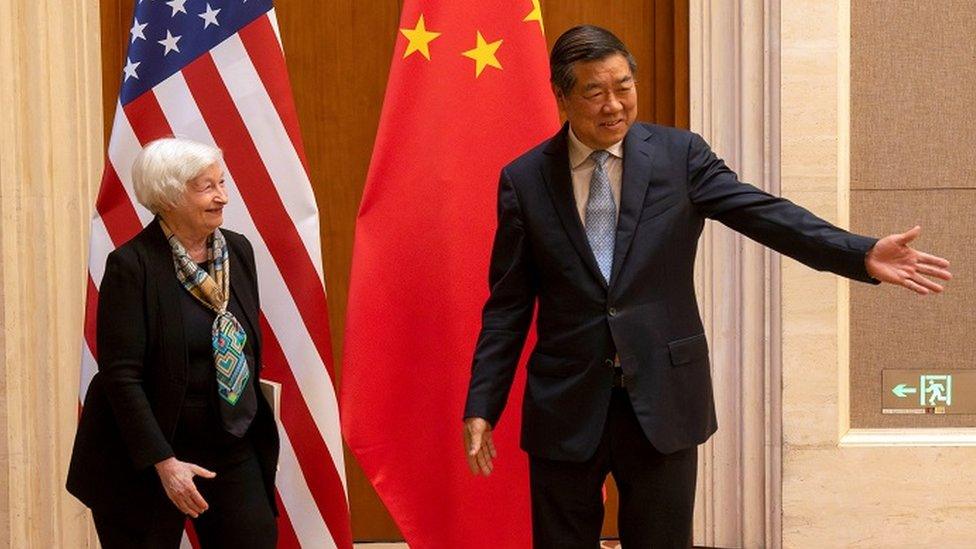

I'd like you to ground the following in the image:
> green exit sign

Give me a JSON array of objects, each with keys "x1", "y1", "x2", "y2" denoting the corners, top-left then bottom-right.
[{"x1": 882, "y1": 370, "x2": 976, "y2": 414}]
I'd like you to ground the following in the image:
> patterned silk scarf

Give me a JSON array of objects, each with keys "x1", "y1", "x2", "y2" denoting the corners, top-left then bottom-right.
[{"x1": 161, "y1": 220, "x2": 251, "y2": 406}]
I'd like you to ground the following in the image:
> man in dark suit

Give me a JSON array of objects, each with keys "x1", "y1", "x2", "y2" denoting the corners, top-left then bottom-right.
[{"x1": 462, "y1": 25, "x2": 951, "y2": 548}]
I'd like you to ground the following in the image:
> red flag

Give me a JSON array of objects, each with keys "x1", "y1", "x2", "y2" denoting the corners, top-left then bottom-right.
[
  {"x1": 341, "y1": 1, "x2": 559, "y2": 547},
  {"x1": 82, "y1": 2, "x2": 351, "y2": 546}
]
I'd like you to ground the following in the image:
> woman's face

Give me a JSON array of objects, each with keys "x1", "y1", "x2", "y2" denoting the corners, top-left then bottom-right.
[{"x1": 166, "y1": 162, "x2": 228, "y2": 237}]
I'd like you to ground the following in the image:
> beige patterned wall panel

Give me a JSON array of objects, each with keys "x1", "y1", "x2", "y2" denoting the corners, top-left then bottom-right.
[
  {"x1": 851, "y1": 1, "x2": 976, "y2": 190},
  {"x1": 850, "y1": 1, "x2": 975, "y2": 428},
  {"x1": 850, "y1": 189, "x2": 975, "y2": 427}
]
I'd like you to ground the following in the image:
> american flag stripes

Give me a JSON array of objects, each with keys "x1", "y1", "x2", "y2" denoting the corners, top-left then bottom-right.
[{"x1": 82, "y1": 1, "x2": 351, "y2": 546}]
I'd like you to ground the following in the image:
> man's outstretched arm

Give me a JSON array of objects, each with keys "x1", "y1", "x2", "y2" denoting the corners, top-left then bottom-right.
[{"x1": 686, "y1": 132, "x2": 951, "y2": 291}]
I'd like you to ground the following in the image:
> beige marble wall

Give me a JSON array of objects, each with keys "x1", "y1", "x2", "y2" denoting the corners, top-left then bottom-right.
[
  {"x1": 781, "y1": 1, "x2": 976, "y2": 547},
  {"x1": 0, "y1": 0, "x2": 102, "y2": 546}
]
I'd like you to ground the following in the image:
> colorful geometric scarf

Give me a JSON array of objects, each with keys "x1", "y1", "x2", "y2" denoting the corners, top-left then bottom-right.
[{"x1": 161, "y1": 220, "x2": 250, "y2": 406}]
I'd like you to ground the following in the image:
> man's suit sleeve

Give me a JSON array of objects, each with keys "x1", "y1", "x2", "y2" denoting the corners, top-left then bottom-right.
[
  {"x1": 97, "y1": 249, "x2": 175, "y2": 470},
  {"x1": 686, "y1": 132, "x2": 880, "y2": 284},
  {"x1": 463, "y1": 168, "x2": 537, "y2": 427}
]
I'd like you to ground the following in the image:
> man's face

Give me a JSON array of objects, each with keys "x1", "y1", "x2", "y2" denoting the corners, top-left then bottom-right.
[{"x1": 555, "y1": 53, "x2": 638, "y2": 150}]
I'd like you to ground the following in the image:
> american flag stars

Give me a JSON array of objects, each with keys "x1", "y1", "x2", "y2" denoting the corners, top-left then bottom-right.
[
  {"x1": 123, "y1": 57, "x2": 141, "y2": 81},
  {"x1": 199, "y1": 4, "x2": 221, "y2": 28},
  {"x1": 158, "y1": 29, "x2": 182, "y2": 56},
  {"x1": 120, "y1": 0, "x2": 242, "y2": 89},
  {"x1": 130, "y1": 18, "x2": 147, "y2": 43},
  {"x1": 165, "y1": 0, "x2": 188, "y2": 17}
]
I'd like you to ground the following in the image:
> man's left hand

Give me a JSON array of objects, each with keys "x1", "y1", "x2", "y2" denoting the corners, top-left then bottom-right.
[
  {"x1": 463, "y1": 417, "x2": 496, "y2": 476},
  {"x1": 865, "y1": 225, "x2": 952, "y2": 295}
]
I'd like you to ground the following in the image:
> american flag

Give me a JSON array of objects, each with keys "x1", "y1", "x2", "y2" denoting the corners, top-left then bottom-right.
[{"x1": 81, "y1": 1, "x2": 352, "y2": 546}]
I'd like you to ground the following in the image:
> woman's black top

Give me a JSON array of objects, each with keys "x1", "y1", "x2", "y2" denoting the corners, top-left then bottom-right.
[{"x1": 172, "y1": 262, "x2": 254, "y2": 470}]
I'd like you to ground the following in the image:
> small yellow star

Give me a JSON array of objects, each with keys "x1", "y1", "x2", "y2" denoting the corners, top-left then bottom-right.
[
  {"x1": 462, "y1": 31, "x2": 503, "y2": 77},
  {"x1": 400, "y1": 14, "x2": 441, "y2": 60},
  {"x1": 523, "y1": 0, "x2": 545, "y2": 35}
]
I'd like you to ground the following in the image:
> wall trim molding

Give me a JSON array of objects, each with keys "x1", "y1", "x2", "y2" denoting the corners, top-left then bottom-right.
[{"x1": 840, "y1": 429, "x2": 976, "y2": 447}]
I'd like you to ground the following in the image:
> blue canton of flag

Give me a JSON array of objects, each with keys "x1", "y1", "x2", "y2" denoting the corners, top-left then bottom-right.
[{"x1": 121, "y1": 0, "x2": 273, "y2": 105}]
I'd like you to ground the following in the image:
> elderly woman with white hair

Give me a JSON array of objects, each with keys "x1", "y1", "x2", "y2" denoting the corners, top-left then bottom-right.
[{"x1": 67, "y1": 137, "x2": 279, "y2": 548}]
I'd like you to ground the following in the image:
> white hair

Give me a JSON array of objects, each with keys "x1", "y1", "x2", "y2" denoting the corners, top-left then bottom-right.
[{"x1": 131, "y1": 137, "x2": 223, "y2": 214}]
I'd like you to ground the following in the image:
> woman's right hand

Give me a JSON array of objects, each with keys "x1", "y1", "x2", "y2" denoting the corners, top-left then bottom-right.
[{"x1": 154, "y1": 456, "x2": 216, "y2": 517}]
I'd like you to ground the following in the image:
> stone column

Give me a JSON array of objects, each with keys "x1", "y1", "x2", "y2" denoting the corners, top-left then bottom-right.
[
  {"x1": 0, "y1": 0, "x2": 102, "y2": 545},
  {"x1": 688, "y1": 1, "x2": 781, "y2": 547}
]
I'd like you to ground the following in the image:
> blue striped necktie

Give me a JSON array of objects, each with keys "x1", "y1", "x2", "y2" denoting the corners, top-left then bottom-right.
[{"x1": 585, "y1": 149, "x2": 615, "y2": 283}]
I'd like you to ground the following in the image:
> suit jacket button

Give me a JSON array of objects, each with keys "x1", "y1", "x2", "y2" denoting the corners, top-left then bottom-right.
[{"x1": 608, "y1": 307, "x2": 617, "y2": 317}]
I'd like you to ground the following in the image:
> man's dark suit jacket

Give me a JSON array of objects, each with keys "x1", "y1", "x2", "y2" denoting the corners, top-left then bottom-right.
[
  {"x1": 66, "y1": 219, "x2": 279, "y2": 526},
  {"x1": 464, "y1": 123, "x2": 877, "y2": 462}
]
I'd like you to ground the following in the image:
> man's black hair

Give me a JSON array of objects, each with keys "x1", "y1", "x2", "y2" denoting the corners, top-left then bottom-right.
[{"x1": 550, "y1": 25, "x2": 637, "y2": 95}]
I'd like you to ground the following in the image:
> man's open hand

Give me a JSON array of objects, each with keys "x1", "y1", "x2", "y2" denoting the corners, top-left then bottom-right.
[{"x1": 866, "y1": 226, "x2": 951, "y2": 295}]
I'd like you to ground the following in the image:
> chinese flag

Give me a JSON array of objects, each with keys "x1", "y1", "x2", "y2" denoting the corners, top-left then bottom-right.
[{"x1": 341, "y1": 1, "x2": 559, "y2": 547}]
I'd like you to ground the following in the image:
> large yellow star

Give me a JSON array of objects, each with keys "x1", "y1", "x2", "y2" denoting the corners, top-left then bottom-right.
[
  {"x1": 400, "y1": 14, "x2": 441, "y2": 60},
  {"x1": 523, "y1": 0, "x2": 545, "y2": 35},
  {"x1": 462, "y1": 31, "x2": 503, "y2": 77}
]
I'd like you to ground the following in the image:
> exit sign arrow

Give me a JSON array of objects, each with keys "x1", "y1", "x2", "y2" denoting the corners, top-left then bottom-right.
[{"x1": 892, "y1": 384, "x2": 918, "y2": 398}]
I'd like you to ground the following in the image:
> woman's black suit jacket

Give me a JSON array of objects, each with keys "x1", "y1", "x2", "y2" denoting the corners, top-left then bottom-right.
[{"x1": 67, "y1": 218, "x2": 279, "y2": 526}]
